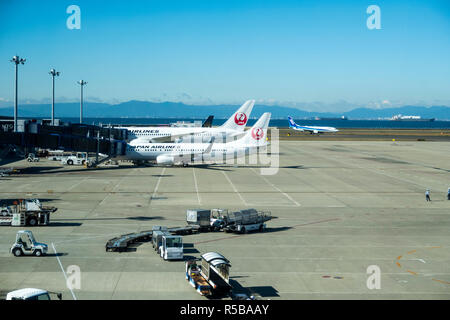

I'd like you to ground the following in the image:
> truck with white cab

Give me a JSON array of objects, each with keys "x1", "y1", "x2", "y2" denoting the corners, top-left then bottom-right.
[
  {"x1": 0, "y1": 199, "x2": 57, "y2": 226},
  {"x1": 6, "y1": 288, "x2": 62, "y2": 300}
]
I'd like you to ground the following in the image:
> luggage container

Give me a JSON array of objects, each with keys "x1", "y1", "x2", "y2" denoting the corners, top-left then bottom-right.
[
  {"x1": 0, "y1": 199, "x2": 57, "y2": 227},
  {"x1": 220, "y1": 209, "x2": 271, "y2": 233},
  {"x1": 186, "y1": 209, "x2": 212, "y2": 229}
]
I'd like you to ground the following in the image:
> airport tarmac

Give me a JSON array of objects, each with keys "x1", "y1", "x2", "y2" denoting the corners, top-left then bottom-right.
[{"x1": 0, "y1": 140, "x2": 449, "y2": 300}]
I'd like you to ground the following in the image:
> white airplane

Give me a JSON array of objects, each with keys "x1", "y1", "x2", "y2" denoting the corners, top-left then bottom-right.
[
  {"x1": 288, "y1": 116, "x2": 338, "y2": 134},
  {"x1": 118, "y1": 112, "x2": 271, "y2": 166},
  {"x1": 120, "y1": 100, "x2": 255, "y2": 143}
]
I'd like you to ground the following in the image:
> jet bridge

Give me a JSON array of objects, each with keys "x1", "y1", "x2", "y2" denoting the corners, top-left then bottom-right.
[{"x1": 0, "y1": 119, "x2": 128, "y2": 162}]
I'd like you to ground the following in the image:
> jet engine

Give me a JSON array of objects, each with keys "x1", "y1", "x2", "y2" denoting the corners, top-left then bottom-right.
[{"x1": 156, "y1": 155, "x2": 175, "y2": 165}]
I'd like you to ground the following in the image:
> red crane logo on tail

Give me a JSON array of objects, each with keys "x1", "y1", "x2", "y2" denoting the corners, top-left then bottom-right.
[
  {"x1": 251, "y1": 127, "x2": 264, "y2": 140},
  {"x1": 234, "y1": 112, "x2": 247, "y2": 125}
]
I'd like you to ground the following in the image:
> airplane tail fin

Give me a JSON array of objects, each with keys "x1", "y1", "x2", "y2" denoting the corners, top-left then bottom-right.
[
  {"x1": 240, "y1": 112, "x2": 271, "y2": 146},
  {"x1": 220, "y1": 100, "x2": 255, "y2": 131},
  {"x1": 202, "y1": 115, "x2": 214, "y2": 128},
  {"x1": 288, "y1": 116, "x2": 297, "y2": 128}
]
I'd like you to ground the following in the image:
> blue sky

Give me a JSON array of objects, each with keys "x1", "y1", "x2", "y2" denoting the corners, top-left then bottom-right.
[{"x1": 0, "y1": 0, "x2": 449, "y2": 111}]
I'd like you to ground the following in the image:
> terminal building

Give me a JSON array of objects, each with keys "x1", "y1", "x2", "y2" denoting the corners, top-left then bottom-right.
[{"x1": 0, "y1": 117, "x2": 128, "y2": 166}]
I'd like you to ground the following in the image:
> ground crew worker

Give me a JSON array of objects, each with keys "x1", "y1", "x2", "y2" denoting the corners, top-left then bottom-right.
[{"x1": 425, "y1": 189, "x2": 431, "y2": 202}]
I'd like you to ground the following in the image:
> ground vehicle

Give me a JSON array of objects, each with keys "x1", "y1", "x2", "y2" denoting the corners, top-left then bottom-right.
[
  {"x1": 231, "y1": 292, "x2": 256, "y2": 300},
  {"x1": 10, "y1": 230, "x2": 48, "y2": 257},
  {"x1": 186, "y1": 260, "x2": 212, "y2": 296},
  {"x1": 27, "y1": 153, "x2": 39, "y2": 162},
  {"x1": 6, "y1": 288, "x2": 62, "y2": 300},
  {"x1": 186, "y1": 208, "x2": 271, "y2": 233},
  {"x1": 186, "y1": 209, "x2": 211, "y2": 228},
  {"x1": 0, "y1": 199, "x2": 57, "y2": 226},
  {"x1": 47, "y1": 150, "x2": 67, "y2": 161},
  {"x1": 186, "y1": 252, "x2": 232, "y2": 296},
  {"x1": 152, "y1": 229, "x2": 183, "y2": 260},
  {"x1": 1, "y1": 205, "x2": 11, "y2": 216},
  {"x1": 220, "y1": 209, "x2": 271, "y2": 233},
  {"x1": 61, "y1": 152, "x2": 89, "y2": 165},
  {"x1": 105, "y1": 230, "x2": 153, "y2": 252},
  {"x1": 186, "y1": 209, "x2": 223, "y2": 231},
  {"x1": 152, "y1": 229, "x2": 170, "y2": 252},
  {"x1": 160, "y1": 235, "x2": 183, "y2": 260}
]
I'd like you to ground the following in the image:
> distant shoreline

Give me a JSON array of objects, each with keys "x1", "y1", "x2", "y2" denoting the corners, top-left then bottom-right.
[
  {"x1": 60, "y1": 117, "x2": 450, "y2": 129},
  {"x1": 4, "y1": 116, "x2": 450, "y2": 129}
]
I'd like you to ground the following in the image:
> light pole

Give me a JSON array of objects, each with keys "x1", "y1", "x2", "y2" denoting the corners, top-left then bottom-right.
[
  {"x1": 10, "y1": 56, "x2": 26, "y2": 132},
  {"x1": 77, "y1": 80, "x2": 87, "y2": 124},
  {"x1": 49, "y1": 68, "x2": 60, "y2": 126}
]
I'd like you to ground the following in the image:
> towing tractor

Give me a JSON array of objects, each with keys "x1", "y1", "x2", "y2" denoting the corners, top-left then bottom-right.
[
  {"x1": 10, "y1": 230, "x2": 48, "y2": 257},
  {"x1": 60, "y1": 152, "x2": 89, "y2": 166}
]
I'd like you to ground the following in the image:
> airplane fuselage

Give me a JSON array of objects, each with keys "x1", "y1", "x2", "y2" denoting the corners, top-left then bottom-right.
[
  {"x1": 118, "y1": 141, "x2": 265, "y2": 162},
  {"x1": 291, "y1": 125, "x2": 338, "y2": 133},
  {"x1": 122, "y1": 126, "x2": 244, "y2": 143}
]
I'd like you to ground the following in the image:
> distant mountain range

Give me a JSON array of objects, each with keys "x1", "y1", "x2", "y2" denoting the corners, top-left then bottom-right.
[{"x1": 0, "y1": 100, "x2": 449, "y2": 120}]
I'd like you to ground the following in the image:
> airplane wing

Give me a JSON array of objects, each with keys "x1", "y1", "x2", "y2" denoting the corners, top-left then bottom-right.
[
  {"x1": 203, "y1": 137, "x2": 215, "y2": 154},
  {"x1": 192, "y1": 137, "x2": 215, "y2": 163},
  {"x1": 149, "y1": 135, "x2": 176, "y2": 143},
  {"x1": 227, "y1": 131, "x2": 246, "y2": 140},
  {"x1": 168, "y1": 137, "x2": 215, "y2": 158}
]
